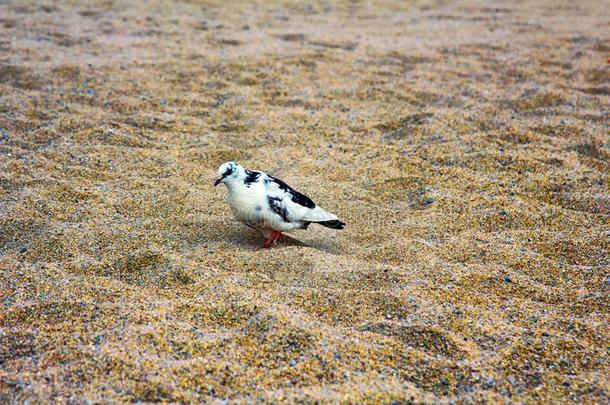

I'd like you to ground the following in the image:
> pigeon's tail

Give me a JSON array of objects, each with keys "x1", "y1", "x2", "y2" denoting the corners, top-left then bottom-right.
[
  {"x1": 302, "y1": 206, "x2": 344, "y2": 229},
  {"x1": 316, "y1": 219, "x2": 345, "y2": 230}
]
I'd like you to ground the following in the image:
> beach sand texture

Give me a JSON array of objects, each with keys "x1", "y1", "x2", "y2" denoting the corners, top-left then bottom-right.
[{"x1": 1, "y1": 0, "x2": 609, "y2": 402}]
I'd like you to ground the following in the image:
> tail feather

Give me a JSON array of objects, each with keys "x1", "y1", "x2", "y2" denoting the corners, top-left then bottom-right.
[
  {"x1": 302, "y1": 206, "x2": 337, "y2": 222},
  {"x1": 316, "y1": 220, "x2": 345, "y2": 230}
]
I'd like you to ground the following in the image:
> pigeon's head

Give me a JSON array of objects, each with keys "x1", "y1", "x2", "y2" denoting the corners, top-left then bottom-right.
[{"x1": 214, "y1": 161, "x2": 245, "y2": 186}]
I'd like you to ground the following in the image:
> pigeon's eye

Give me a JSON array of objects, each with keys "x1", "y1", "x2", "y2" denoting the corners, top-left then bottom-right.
[{"x1": 223, "y1": 167, "x2": 233, "y2": 177}]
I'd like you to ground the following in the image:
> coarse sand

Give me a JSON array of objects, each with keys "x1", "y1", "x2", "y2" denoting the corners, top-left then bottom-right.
[{"x1": 0, "y1": 0, "x2": 609, "y2": 403}]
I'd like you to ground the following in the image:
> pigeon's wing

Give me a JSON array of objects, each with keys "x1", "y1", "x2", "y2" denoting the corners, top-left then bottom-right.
[{"x1": 265, "y1": 175, "x2": 338, "y2": 223}]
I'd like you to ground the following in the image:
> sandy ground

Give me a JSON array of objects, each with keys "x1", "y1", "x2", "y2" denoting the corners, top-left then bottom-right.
[{"x1": 0, "y1": 0, "x2": 609, "y2": 403}]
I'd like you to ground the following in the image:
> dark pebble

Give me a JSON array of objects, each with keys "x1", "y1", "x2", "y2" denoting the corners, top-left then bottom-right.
[
  {"x1": 482, "y1": 378, "x2": 497, "y2": 389},
  {"x1": 19, "y1": 247, "x2": 27, "y2": 253},
  {"x1": 85, "y1": 88, "x2": 96, "y2": 95},
  {"x1": 289, "y1": 360, "x2": 296, "y2": 367},
  {"x1": 504, "y1": 276, "x2": 512, "y2": 283}
]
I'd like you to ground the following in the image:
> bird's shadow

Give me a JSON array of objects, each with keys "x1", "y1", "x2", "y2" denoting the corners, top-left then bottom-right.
[{"x1": 224, "y1": 226, "x2": 344, "y2": 254}]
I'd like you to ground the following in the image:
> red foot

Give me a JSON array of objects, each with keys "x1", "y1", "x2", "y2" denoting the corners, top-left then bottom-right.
[{"x1": 262, "y1": 231, "x2": 283, "y2": 249}]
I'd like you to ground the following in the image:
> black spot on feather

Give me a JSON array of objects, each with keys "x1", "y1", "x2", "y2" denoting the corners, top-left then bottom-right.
[
  {"x1": 244, "y1": 170, "x2": 261, "y2": 187},
  {"x1": 223, "y1": 165, "x2": 234, "y2": 177},
  {"x1": 269, "y1": 176, "x2": 316, "y2": 208},
  {"x1": 267, "y1": 196, "x2": 290, "y2": 222}
]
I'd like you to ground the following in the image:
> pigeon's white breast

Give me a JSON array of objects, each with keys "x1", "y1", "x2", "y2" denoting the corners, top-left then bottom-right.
[
  {"x1": 227, "y1": 183, "x2": 261, "y2": 220},
  {"x1": 226, "y1": 180, "x2": 302, "y2": 232}
]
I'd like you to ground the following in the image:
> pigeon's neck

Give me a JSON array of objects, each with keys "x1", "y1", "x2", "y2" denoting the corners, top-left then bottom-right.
[{"x1": 224, "y1": 178, "x2": 246, "y2": 193}]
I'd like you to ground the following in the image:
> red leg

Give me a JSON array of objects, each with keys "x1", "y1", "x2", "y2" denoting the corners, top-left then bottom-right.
[
  {"x1": 272, "y1": 231, "x2": 283, "y2": 244},
  {"x1": 262, "y1": 231, "x2": 278, "y2": 249},
  {"x1": 261, "y1": 231, "x2": 283, "y2": 249}
]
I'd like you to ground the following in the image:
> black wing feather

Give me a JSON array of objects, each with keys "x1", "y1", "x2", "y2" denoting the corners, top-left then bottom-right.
[
  {"x1": 269, "y1": 176, "x2": 316, "y2": 209},
  {"x1": 244, "y1": 170, "x2": 261, "y2": 187},
  {"x1": 267, "y1": 196, "x2": 290, "y2": 222}
]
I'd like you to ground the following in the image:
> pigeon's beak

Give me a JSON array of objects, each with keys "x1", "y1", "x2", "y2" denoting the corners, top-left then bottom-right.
[{"x1": 214, "y1": 177, "x2": 223, "y2": 186}]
